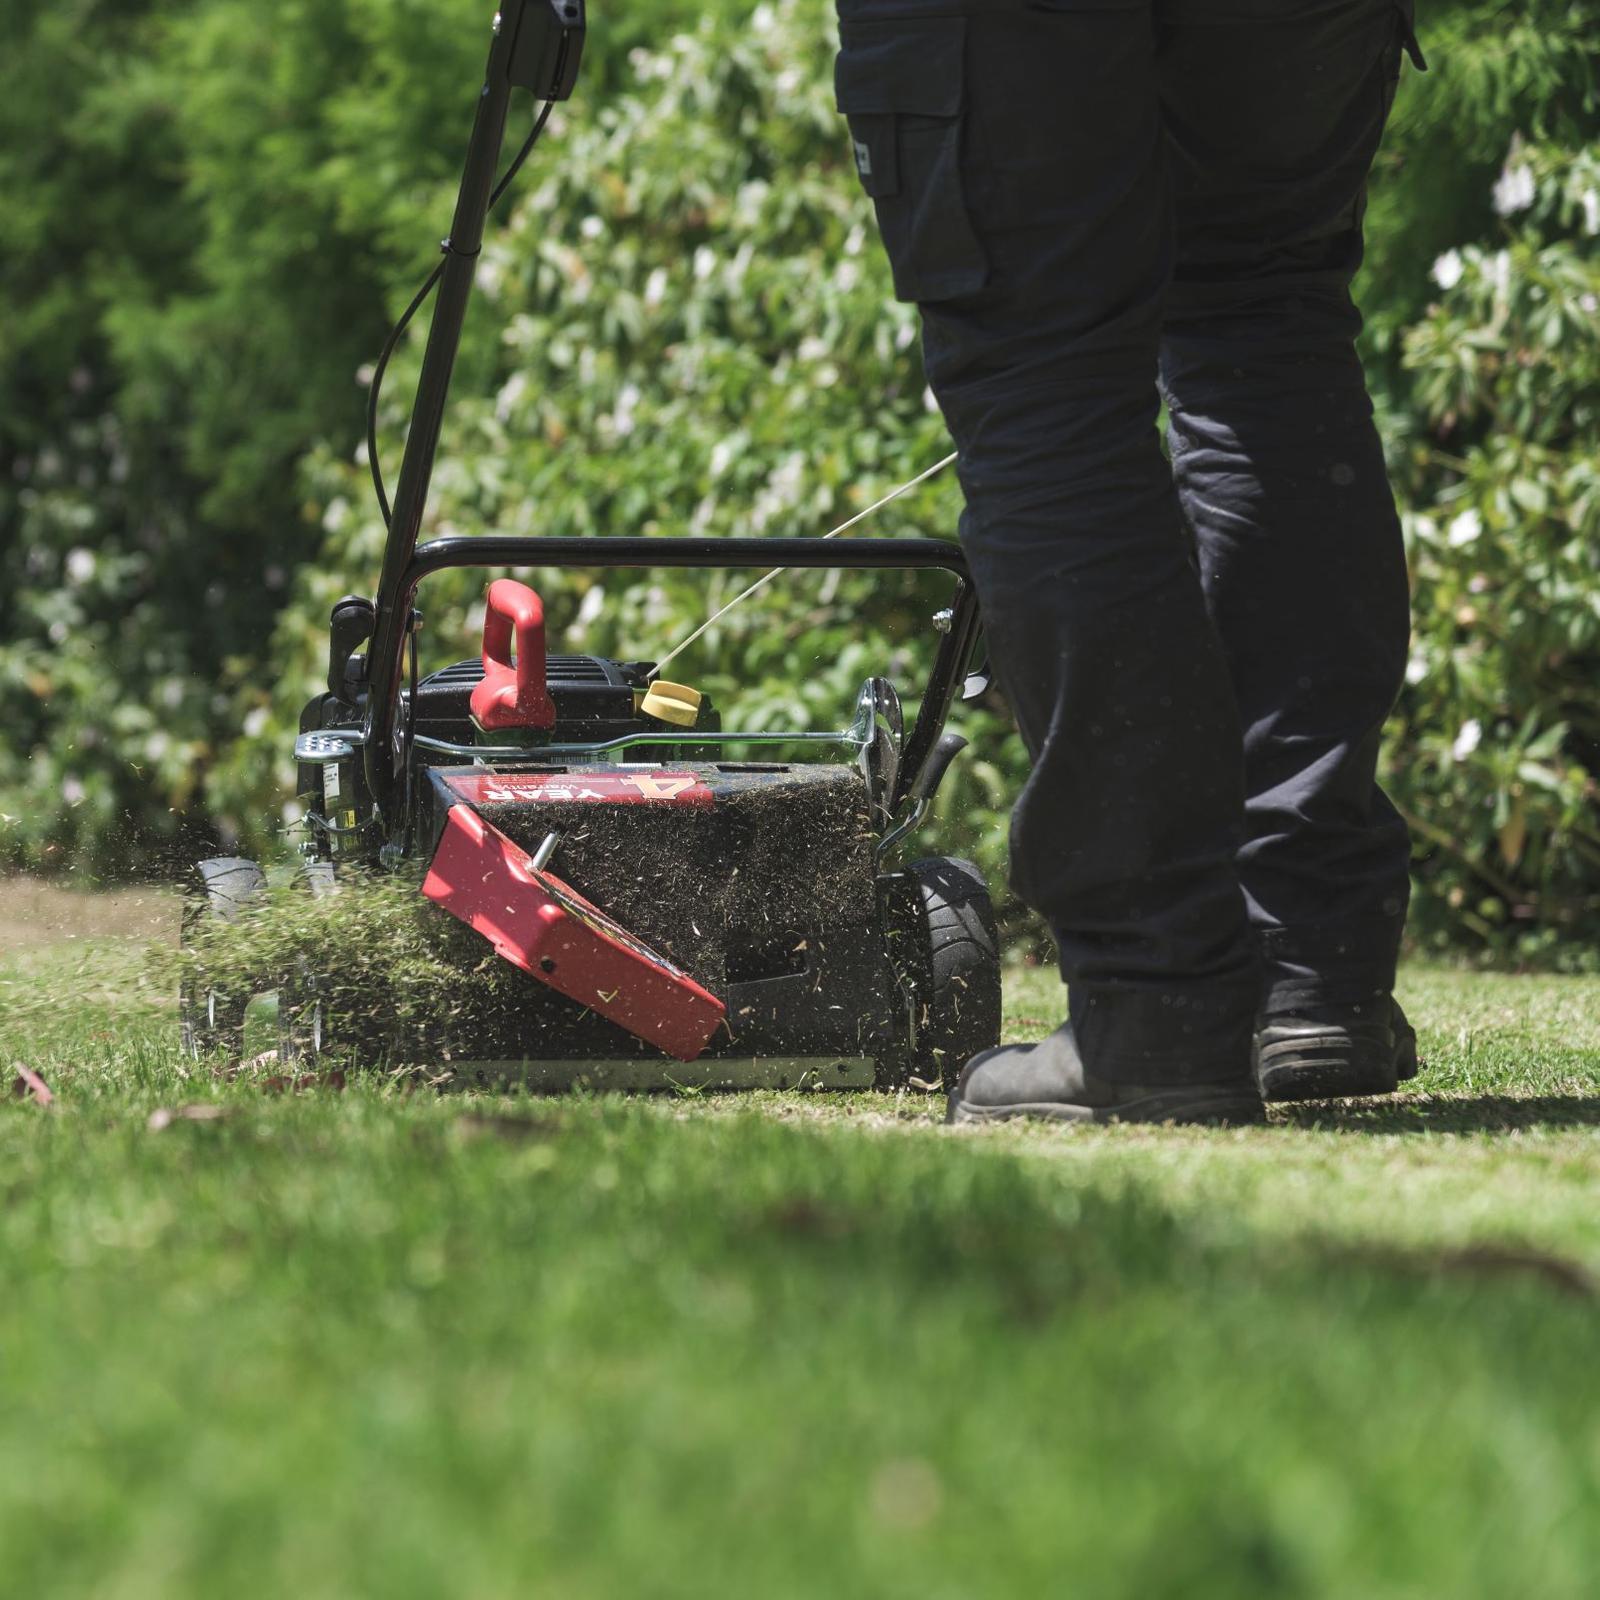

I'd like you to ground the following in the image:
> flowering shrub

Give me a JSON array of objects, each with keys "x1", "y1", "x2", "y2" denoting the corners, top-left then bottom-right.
[{"x1": 4, "y1": 0, "x2": 1598, "y2": 964}]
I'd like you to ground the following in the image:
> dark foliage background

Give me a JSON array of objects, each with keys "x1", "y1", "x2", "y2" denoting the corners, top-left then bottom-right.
[{"x1": 2, "y1": 0, "x2": 1597, "y2": 965}]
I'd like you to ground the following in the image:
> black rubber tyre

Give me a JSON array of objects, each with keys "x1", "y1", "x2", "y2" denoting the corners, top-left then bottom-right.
[
  {"x1": 277, "y1": 860, "x2": 343, "y2": 1064},
  {"x1": 888, "y1": 857, "x2": 1002, "y2": 1090},
  {"x1": 277, "y1": 862, "x2": 399, "y2": 1067},
  {"x1": 178, "y1": 857, "x2": 267, "y2": 1061}
]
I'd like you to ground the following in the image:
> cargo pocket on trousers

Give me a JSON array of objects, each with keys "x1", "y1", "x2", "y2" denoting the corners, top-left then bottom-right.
[{"x1": 834, "y1": 16, "x2": 989, "y2": 305}]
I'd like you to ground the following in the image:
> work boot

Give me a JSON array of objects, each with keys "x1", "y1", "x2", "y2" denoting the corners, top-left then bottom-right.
[
  {"x1": 946, "y1": 1023, "x2": 1266, "y2": 1127},
  {"x1": 1251, "y1": 997, "x2": 1420, "y2": 1102}
]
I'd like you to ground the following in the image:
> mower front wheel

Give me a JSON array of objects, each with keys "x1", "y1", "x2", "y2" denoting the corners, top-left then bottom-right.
[
  {"x1": 178, "y1": 857, "x2": 267, "y2": 1061},
  {"x1": 888, "y1": 856, "x2": 1002, "y2": 1091},
  {"x1": 277, "y1": 860, "x2": 342, "y2": 1065}
]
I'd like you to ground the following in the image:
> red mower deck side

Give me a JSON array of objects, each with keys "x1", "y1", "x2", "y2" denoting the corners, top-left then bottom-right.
[{"x1": 421, "y1": 803, "x2": 725, "y2": 1061}]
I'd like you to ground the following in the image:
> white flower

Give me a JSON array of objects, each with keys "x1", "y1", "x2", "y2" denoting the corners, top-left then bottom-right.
[
  {"x1": 693, "y1": 246, "x2": 716, "y2": 281},
  {"x1": 612, "y1": 383, "x2": 641, "y2": 438},
  {"x1": 1581, "y1": 189, "x2": 1600, "y2": 236},
  {"x1": 1492, "y1": 162, "x2": 1536, "y2": 216},
  {"x1": 1431, "y1": 249, "x2": 1465, "y2": 291},
  {"x1": 575, "y1": 587, "x2": 605, "y2": 628},
  {"x1": 1405, "y1": 651, "x2": 1429, "y2": 685},
  {"x1": 1452, "y1": 720, "x2": 1483, "y2": 762},
  {"x1": 769, "y1": 452, "x2": 804, "y2": 501},
  {"x1": 689, "y1": 494, "x2": 717, "y2": 534},
  {"x1": 1448, "y1": 509, "x2": 1483, "y2": 547},
  {"x1": 243, "y1": 707, "x2": 270, "y2": 738},
  {"x1": 474, "y1": 256, "x2": 504, "y2": 297},
  {"x1": 1484, "y1": 249, "x2": 1512, "y2": 300},
  {"x1": 62, "y1": 776, "x2": 86, "y2": 805},
  {"x1": 643, "y1": 267, "x2": 669, "y2": 310},
  {"x1": 65, "y1": 548, "x2": 96, "y2": 585},
  {"x1": 495, "y1": 372, "x2": 527, "y2": 422},
  {"x1": 579, "y1": 216, "x2": 604, "y2": 240}
]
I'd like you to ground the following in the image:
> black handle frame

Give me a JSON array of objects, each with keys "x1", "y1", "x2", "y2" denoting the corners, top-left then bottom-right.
[{"x1": 358, "y1": 1, "x2": 979, "y2": 830}]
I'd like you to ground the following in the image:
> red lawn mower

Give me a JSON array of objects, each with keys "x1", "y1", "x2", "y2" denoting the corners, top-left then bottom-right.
[{"x1": 178, "y1": 0, "x2": 1000, "y2": 1091}]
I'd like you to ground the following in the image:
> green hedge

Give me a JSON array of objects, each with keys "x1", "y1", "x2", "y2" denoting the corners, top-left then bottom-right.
[{"x1": 3, "y1": 0, "x2": 1599, "y2": 965}]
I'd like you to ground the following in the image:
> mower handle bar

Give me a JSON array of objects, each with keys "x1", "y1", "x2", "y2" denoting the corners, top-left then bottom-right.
[
  {"x1": 363, "y1": 535, "x2": 982, "y2": 824},
  {"x1": 351, "y1": 1, "x2": 981, "y2": 823}
]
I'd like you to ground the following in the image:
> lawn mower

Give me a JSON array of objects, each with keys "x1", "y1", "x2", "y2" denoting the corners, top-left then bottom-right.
[{"x1": 178, "y1": 0, "x2": 1001, "y2": 1091}]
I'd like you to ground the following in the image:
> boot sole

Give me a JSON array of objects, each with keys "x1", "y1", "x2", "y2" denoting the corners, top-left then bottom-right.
[
  {"x1": 947, "y1": 1088, "x2": 1267, "y2": 1127},
  {"x1": 1253, "y1": 1021, "x2": 1419, "y2": 1103}
]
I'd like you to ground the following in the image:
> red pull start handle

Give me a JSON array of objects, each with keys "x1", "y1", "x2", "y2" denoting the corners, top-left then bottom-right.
[{"x1": 469, "y1": 579, "x2": 557, "y2": 733}]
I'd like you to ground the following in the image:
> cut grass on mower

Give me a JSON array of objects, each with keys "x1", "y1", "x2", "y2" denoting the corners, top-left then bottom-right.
[{"x1": 1, "y1": 877, "x2": 1597, "y2": 1599}]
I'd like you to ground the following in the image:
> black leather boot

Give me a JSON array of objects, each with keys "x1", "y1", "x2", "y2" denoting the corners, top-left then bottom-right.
[
  {"x1": 1252, "y1": 997, "x2": 1420, "y2": 1102},
  {"x1": 947, "y1": 1023, "x2": 1265, "y2": 1127}
]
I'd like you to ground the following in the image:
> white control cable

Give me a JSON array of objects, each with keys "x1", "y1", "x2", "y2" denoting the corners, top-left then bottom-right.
[{"x1": 645, "y1": 450, "x2": 958, "y2": 683}]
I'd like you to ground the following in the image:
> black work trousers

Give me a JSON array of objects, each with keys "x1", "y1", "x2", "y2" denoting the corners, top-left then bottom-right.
[{"x1": 836, "y1": 0, "x2": 1422, "y2": 1082}]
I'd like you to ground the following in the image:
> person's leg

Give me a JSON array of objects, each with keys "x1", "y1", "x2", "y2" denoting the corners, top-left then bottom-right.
[
  {"x1": 1155, "y1": 0, "x2": 1420, "y2": 1056},
  {"x1": 834, "y1": 0, "x2": 1261, "y2": 1100}
]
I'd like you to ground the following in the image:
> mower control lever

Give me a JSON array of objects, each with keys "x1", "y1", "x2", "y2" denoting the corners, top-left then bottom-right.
[
  {"x1": 470, "y1": 579, "x2": 558, "y2": 733},
  {"x1": 328, "y1": 596, "x2": 376, "y2": 700},
  {"x1": 909, "y1": 731, "x2": 968, "y2": 811},
  {"x1": 507, "y1": 0, "x2": 586, "y2": 101},
  {"x1": 875, "y1": 731, "x2": 968, "y2": 862}
]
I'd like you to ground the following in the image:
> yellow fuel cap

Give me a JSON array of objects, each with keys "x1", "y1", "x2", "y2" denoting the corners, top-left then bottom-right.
[{"x1": 636, "y1": 679, "x2": 703, "y2": 728}]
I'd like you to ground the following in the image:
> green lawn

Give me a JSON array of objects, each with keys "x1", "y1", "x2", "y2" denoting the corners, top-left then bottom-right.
[{"x1": 1, "y1": 885, "x2": 1597, "y2": 1598}]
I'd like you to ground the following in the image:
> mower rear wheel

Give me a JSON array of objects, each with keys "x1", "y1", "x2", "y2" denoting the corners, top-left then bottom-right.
[
  {"x1": 178, "y1": 857, "x2": 267, "y2": 1061},
  {"x1": 889, "y1": 857, "x2": 1002, "y2": 1090}
]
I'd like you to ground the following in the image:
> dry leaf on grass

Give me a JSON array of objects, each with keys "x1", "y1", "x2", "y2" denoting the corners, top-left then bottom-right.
[
  {"x1": 454, "y1": 1111, "x2": 560, "y2": 1143},
  {"x1": 147, "y1": 1104, "x2": 231, "y2": 1131},
  {"x1": 10, "y1": 1065, "x2": 54, "y2": 1107},
  {"x1": 261, "y1": 1070, "x2": 347, "y2": 1096}
]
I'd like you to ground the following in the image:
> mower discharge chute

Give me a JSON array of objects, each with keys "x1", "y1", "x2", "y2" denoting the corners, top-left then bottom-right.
[{"x1": 178, "y1": 0, "x2": 1001, "y2": 1092}]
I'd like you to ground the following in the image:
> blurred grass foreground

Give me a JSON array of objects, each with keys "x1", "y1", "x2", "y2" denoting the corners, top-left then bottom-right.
[
  {"x1": 0, "y1": 881, "x2": 1597, "y2": 1596},
  {"x1": 3, "y1": 7, "x2": 1598, "y2": 1592}
]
